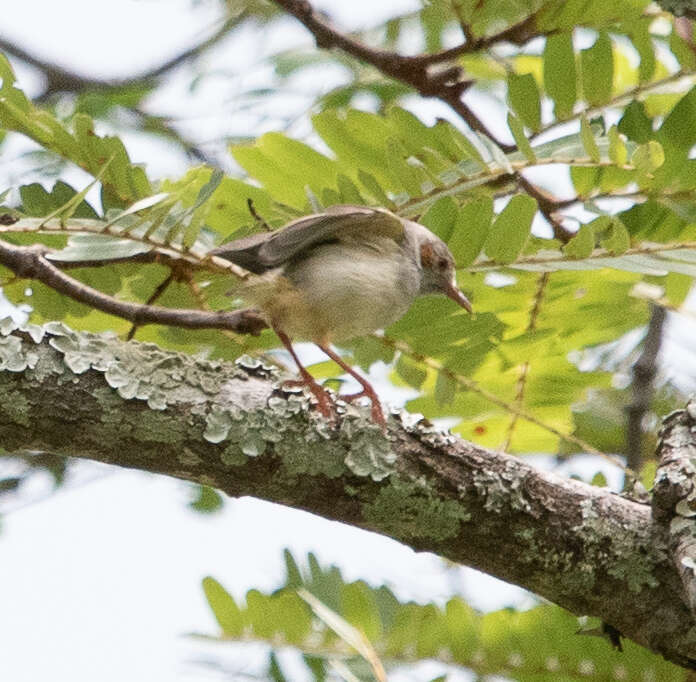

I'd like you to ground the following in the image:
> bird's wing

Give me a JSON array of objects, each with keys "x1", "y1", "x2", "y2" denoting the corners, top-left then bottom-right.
[{"x1": 210, "y1": 205, "x2": 404, "y2": 274}]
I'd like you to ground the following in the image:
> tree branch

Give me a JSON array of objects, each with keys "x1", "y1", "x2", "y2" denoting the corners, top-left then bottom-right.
[
  {"x1": 271, "y1": 0, "x2": 513, "y2": 151},
  {"x1": 625, "y1": 304, "x2": 667, "y2": 478},
  {"x1": 0, "y1": 15, "x2": 242, "y2": 98},
  {"x1": 0, "y1": 240, "x2": 267, "y2": 335},
  {"x1": 1, "y1": 322, "x2": 695, "y2": 668},
  {"x1": 653, "y1": 403, "x2": 696, "y2": 622},
  {"x1": 516, "y1": 173, "x2": 575, "y2": 243}
]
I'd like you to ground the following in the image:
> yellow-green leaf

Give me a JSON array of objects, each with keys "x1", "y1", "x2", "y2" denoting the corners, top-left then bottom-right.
[
  {"x1": 543, "y1": 32, "x2": 576, "y2": 119},
  {"x1": 600, "y1": 218, "x2": 630, "y2": 254},
  {"x1": 507, "y1": 72, "x2": 541, "y2": 132},
  {"x1": 507, "y1": 113, "x2": 536, "y2": 163},
  {"x1": 580, "y1": 115, "x2": 600, "y2": 163},
  {"x1": 484, "y1": 195, "x2": 536, "y2": 264},
  {"x1": 581, "y1": 32, "x2": 613, "y2": 107},
  {"x1": 563, "y1": 224, "x2": 595, "y2": 259},
  {"x1": 447, "y1": 197, "x2": 494, "y2": 267},
  {"x1": 608, "y1": 126, "x2": 627, "y2": 166}
]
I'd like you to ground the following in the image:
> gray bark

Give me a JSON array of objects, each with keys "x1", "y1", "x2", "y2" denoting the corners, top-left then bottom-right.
[{"x1": 1, "y1": 321, "x2": 695, "y2": 669}]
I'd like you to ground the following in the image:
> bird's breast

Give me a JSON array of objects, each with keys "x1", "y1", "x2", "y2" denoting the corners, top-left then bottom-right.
[{"x1": 247, "y1": 238, "x2": 420, "y2": 343}]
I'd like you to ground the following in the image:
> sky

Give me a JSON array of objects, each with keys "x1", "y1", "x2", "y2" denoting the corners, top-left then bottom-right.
[{"x1": 0, "y1": 2, "x2": 691, "y2": 681}]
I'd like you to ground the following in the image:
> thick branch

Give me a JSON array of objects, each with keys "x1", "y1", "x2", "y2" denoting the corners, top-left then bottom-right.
[
  {"x1": 653, "y1": 403, "x2": 696, "y2": 620},
  {"x1": 1, "y1": 322, "x2": 694, "y2": 668}
]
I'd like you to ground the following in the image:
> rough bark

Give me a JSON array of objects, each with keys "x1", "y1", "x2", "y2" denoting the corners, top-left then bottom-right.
[{"x1": 1, "y1": 321, "x2": 695, "y2": 668}]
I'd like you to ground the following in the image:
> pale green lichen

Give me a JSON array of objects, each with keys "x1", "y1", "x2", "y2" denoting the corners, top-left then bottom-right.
[
  {"x1": 465, "y1": 466, "x2": 532, "y2": 514},
  {"x1": 363, "y1": 477, "x2": 470, "y2": 542},
  {"x1": 341, "y1": 417, "x2": 396, "y2": 481},
  {"x1": 4, "y1": 321, "x2": 397, "y2": 484},
  {"x1": 204, "y1": 379, "x2": 395, "y2": 481},
  {"x1": 130, "y1": 412, "x2": 188, "y2": 444},
  {"x1": 221, "y1": 443, "x2": 247, "y2": 467},
  {"x1": 0, "y1": 334, "x2": 39, "y2": 372},
  {"x1": 43, "y1": 322, "x2": 247, "y2": 410},
  {"x1": 203, "y1": 406, "x2": 236, "y2": 444},
  {"x1": 573, "y1": 498, "x2": 659, "y2": 593},
  {"x1": 0, "y1": 387, "x2": 31, "y2": 427}
]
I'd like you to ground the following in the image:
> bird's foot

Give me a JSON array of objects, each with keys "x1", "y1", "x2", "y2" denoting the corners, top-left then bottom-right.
[
  {"x1": 341, "y1": 388, "x2": 386, "y2": 428},
  {"x1": 281, "y1": 377, "x2": 337, "y2": 422}
]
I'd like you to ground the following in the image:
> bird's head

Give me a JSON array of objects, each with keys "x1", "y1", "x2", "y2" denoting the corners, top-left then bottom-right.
[{"x1": 410, "y1": 226, "x2": 472, "y2": 313}]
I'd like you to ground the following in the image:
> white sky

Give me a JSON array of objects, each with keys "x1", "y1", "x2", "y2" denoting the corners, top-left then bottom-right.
[{"x1": 0, "y1": 2, "x2": 692, "y2": 681}]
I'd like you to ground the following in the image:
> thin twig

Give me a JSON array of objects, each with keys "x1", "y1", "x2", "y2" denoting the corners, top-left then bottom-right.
[
  {"x1": 624, "y1": 304, "x2": 666, "y2": 483},
  {"x1": 126, "y1": 270, "x2": 176, "y2": 340},
  {"x1": 501, "y1": 271, "x2": 550, "y2": 451},
  {"x1": 0, "y1": 240, "x2": 267, "y2": 335},
  {"x1": 0, "y1": 15, "x2": 242, "y2": 98},
  {"x1": 379, "y1": 333, "x2": 634, "y2": 475},
  {"x1": 530, "y1": 69, "x2": 694, "y2": 142},
  {"x1": 413, "y1": 10, "x2": 542, "y2": 66},
  {"x1": 516, "y1": 174, "x2": 574, "y2": 243}
]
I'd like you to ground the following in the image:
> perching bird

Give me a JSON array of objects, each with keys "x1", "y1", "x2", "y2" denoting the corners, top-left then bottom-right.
[{"x1": 211, "y1": 205, "x2": 472, "y2": 426}]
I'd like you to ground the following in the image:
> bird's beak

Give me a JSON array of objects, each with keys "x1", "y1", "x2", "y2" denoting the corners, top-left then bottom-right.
[{"x1": 445, "y1": 282, "x2": 472, "y2": 313}]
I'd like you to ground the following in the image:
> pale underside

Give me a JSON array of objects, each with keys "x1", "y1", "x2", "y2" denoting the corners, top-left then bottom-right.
[{"x1": 242, "y1": 235, "x2": 421, "y2": 344}]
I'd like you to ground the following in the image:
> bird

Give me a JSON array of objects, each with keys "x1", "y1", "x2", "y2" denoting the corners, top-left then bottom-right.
[{"x1": 211, "y1": 204, "x2": 472, "y2": 427}]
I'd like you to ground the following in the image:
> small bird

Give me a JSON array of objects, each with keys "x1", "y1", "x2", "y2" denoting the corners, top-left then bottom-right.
[{"x1": 211, "y1": 205, "x2": 472, "y2": 426}]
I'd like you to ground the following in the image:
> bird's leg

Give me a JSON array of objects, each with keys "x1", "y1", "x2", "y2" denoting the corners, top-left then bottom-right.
[
  {"x1": 273, "y1": 328, "x2": 335, "y2": 420},
  {"x1": 316, "y1": 344, "x2": 386, "y2": 428}
]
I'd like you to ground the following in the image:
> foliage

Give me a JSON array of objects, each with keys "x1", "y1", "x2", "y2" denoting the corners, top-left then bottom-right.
[
  {"x1": 2, "y1": 0, "x2": 696, "y2": 674},
  {"x1": 200, "y1": 550, "x2": 687, "y2": 681}
]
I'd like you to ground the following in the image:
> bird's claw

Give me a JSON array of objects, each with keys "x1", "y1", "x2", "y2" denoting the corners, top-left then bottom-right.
[
  {"x1": 341, "y1": 389, "x2": 386, "y2": 429},
  {"x1": 280, "y1": 378, "x2": 337, "y2": 424}
]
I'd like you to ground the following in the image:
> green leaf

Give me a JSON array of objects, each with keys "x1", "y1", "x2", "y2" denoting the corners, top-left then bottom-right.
[
  {"x1": 581, "y1": 32, "x2": 613, "y2": 106},
  {"x1": 201, "y1": 554, "x2": 686, "y2": 679},
  {"x1": 336, "y1": 174, "x2": 364, "y2": 204},
  {"x1": 608, "y1": 126, "x2": 627, "y2": 166},
  {"x1": 659, "y1": 85, "x2": 696, "y2": 153},
  {"x1": 447, "y1": 197, "x2": 494, "y2": 267},
  {"x1": 420, "y1": 196, "x2": 458, "y2": 241},
  {"x1": 580, "y1": 115, "x2": 601, "y2": 163},
  {"x1": 19, "y1": 181, "x2": 98, "y2": 219},
  {"x1": 396, "y1": 355, "x2": 427, "y2": 389},
  {"x1": 232, "y1": 132, "x2": 338, "y2": 208},
  {"x1": 618, "y1": 100, "x2": 653, "y2": 143},
  {"x1": 46, "y1": 234, "x2": 152, "y2": 263},
  {"x1": 484, "y1": 195, "x2": 536, "y2": 264},
  {"x1": 631, "y1": 140, "x2": 665, "y2": 176},
  {"x1": 188, "y1": 485, "x2": 223, "y2": 513},
  {"x1": 507, "y1": 113, "x2": 536, "y2": 162},
  {"x1": 434, "y1": 370, "x2": 457, "y2": 405},
  {"x1": 202, "y1": 577, "x2": 244, "y2": 636},
  {"x1": 570, "y1": 166, "x2": 600, "y2": 196},
  {"x1": 632, "y1": 23, "x2": 656, "y2": 83},
  {"x1": 543, "y1": 32, "x2": 577, "y2": 119},
  {"x1": 342, "y1": 581, "x2": 382, "y2": 642},
  {"x1": 284, "y1": 548, "x2": 304, "y2": 589},
  {"x1": 507, "y1": 72, "x2": 541, "y2": 132},
  {"x1": 600, "y1": 218, "x2": 630, "y2": 254},
  {"x1": 357, "y1": 170, "x2": 393, "y2": 208},
  {"x1": 563, "y1": 224, "x2": 595, "y2": 259}
]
